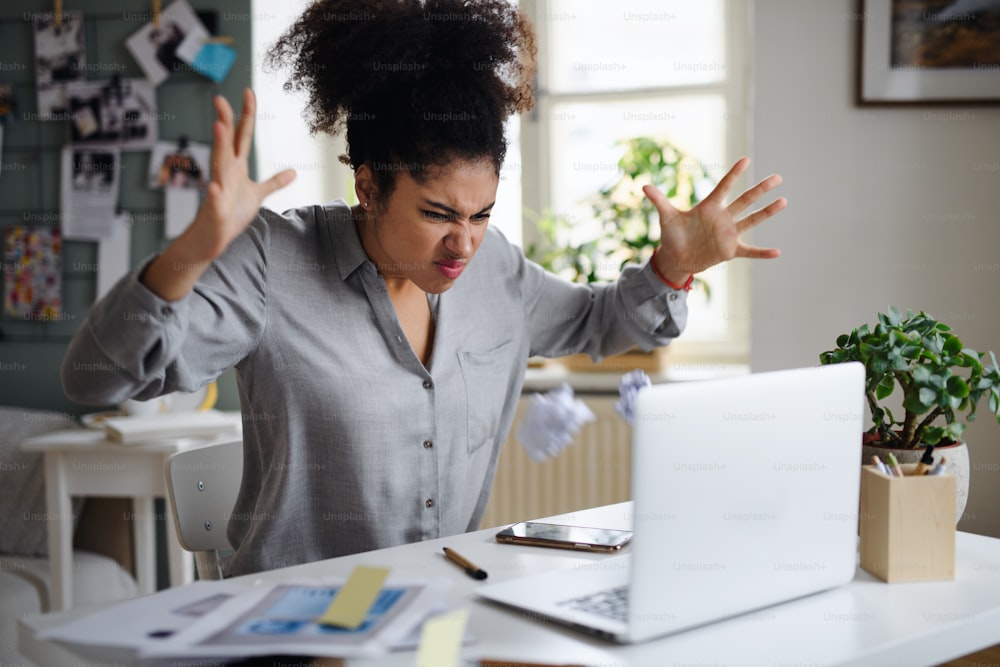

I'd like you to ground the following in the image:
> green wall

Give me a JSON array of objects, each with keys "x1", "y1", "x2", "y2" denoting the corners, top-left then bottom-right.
[{"x1": 0, "y1": 0, "x2": 252, "y2": 415}]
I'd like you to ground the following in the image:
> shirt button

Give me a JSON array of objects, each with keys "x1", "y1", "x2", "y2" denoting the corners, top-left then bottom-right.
[
  {"x1": 425, "y1": 498, "x2": 435, "y2": 508},
  {"x1": 669, "y1": 293, "x2": 678, "y2": 302},
  {"x1": 422, "y1": 380, "x2": 433, "y2": 389},
  {"x1": 160, "y1": 306, "x2": 173, "y2": 315},
  {"x1": 423, "y1": 440, "x2": 433, "y2": 449}
]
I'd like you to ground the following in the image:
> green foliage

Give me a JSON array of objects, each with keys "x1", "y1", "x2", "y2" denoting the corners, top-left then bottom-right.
[
  {"x1": 819, "y1": 306, "x2": 1000, "y2": 448},
  {"x1": 527, "y1": 136, "x2": 711, "y2": 298}
]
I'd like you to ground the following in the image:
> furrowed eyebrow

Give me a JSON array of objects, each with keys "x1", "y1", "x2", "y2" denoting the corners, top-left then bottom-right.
[{"x1": 423, "y1": 199, "x2": 496, "y2": 217}]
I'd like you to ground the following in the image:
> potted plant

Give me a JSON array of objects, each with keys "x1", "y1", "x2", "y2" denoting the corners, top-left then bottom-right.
[
  {"x1": 527, "y1": 136, "x2": 713, "y2": 372},
  {"x1": 819, "y1": 306, "x2": 1000, "y2": 522}
]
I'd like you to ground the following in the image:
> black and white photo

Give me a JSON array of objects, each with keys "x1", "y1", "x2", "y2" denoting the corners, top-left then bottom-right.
[
  {"x1": 70, "y1": 149, "x2": 116, "y2": 193},
  {"x1": 64, "y1": 78, "x2": 158, "y2": 149},
  {"x1": 60, "y1": 145, "x2": 121, "y2": 240},
  {"x1": 32, "y1": 11, "x2": 86, "y2": 120}
]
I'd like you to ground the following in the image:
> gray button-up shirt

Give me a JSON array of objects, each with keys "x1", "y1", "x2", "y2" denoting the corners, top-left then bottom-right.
[{"x1": 62, "y1": 200, "x2": 687, "y2": 576}]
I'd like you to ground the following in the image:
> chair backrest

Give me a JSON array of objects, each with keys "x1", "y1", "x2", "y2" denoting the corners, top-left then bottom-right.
[{"x1": 164, "y1": 438, "x2": 243, "y2": 580}]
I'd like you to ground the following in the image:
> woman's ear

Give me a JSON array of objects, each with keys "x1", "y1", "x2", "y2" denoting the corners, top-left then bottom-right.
[{"x1": 354, "y1": 163, "x2": 376, "y2": 207}]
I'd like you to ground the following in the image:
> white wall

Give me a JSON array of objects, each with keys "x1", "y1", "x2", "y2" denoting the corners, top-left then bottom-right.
[
  {"x1": 251, "y1": 0, "x2": 355, "y2": 213},
  {"x1": 750, "y1": 0, "x2": 1000, "y2": 537}
]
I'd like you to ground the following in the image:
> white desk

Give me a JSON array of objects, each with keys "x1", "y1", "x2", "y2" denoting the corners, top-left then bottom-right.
[
  {"x1": 19, "y1": 502, "x2": 1000, "y2": 666},
  {"x1": 21, "y1": 426, "x2": 239, "y2": 611}
]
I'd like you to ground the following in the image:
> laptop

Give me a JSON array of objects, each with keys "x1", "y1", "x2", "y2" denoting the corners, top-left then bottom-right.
[{"x1": 476, "y1": 362, "x2": 865, "y2": 643}]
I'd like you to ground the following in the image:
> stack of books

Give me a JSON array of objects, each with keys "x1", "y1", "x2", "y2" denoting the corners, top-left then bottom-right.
[{"x1": 101, "y1": 411, "x2": 240, "y2": 445}]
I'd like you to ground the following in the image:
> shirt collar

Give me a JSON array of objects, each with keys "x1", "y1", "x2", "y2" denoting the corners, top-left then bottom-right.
[{"x1": 321, "y1": 199, "x2": 371, "y2": 281}]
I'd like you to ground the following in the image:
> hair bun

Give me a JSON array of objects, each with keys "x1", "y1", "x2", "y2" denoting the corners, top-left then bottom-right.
[
  {"x1": 267, "y1": 0, "x2": 536, "y2": 138},
  {"x1": 267, "y1": 0, "x2": 536, "y2": 197}
]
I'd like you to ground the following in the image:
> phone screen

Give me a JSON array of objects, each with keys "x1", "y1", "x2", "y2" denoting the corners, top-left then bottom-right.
[{"x1": 496, "y1": 522, "x2": 632, "y2": 551}]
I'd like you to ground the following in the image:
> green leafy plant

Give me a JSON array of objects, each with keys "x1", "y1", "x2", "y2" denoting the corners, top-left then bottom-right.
[
  {"x1": 527, "y1": 136, "x2": 712, "y2": 298},
  {"x1": 819, "y1": 306, "x2": 1000, "y2": 448}
]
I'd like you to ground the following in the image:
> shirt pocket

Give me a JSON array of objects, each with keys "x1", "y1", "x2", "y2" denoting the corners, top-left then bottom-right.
[{"x1": 458, "y1": 339, "x2": 515, "y2": 453}]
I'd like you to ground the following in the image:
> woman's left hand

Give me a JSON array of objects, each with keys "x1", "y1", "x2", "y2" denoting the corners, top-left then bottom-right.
[{"x1": 643, "y1": 157, "x2": 786, "y2": 285}]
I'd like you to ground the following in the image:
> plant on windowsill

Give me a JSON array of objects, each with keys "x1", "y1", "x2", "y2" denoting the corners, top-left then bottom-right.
[
  {"x1": 527, "y1": 136, "x2": 714, "y2": 372},
  {"x1": 819, "y1": 306, "x2": 1000, "y2": 522}
]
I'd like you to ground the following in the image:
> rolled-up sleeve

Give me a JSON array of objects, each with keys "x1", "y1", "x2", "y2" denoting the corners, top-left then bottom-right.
[{"x1": 61, "y1": 217, "x2": 270, "y2": 406}]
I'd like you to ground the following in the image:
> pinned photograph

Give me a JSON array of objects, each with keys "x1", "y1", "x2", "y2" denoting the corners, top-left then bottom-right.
[
  {"x1": 70, "y1": 149, "x2": 117, "y2": 192},
  {"x1": 60, "y1": 145, "x2": 121, "y2": 241},
  {"x1": 125, "y1": 0, "x2": 211, "y2": 86},
  {"x1": 64, "y1": 78, "x2": 158, "y2": 149},
  {"x1": 0, "y1": 83, "x2": 16, "y2": 125},
  {"x1": 149, "y1": 138, "x2": 210, "y2": 190},
  {"x1": 33, "y1": 11, "x2": 86, "y2": 120},
  {"x1": 149, "y1": 138, "x2": 210, "y2": 238},
  {"x1": 3, "y1": 226, "x2": 62, "y2": 320}
]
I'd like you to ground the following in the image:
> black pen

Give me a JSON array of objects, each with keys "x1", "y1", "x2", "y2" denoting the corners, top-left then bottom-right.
[
  {"x1": 915, "y1": 444, "x2": 935, "y2": 475},
  {"x1": 443, "y1": 547, "x2": 488, "y2": 580}
]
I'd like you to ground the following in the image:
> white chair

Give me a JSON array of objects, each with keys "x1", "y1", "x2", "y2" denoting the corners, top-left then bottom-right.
[{"x1": 164, "y1": 438, "x2": 243, "y2": 580}]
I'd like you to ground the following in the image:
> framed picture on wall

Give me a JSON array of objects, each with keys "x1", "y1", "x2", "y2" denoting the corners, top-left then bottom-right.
[{"x1": 858, "y1": 0, "x2": 1000, "y2": 104}]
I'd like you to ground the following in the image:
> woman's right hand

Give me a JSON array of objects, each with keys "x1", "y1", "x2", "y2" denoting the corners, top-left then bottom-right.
[
  {"x1": 187, "y1": 88, "x2": 296, "y2": 261},
  {"x1": 141, "y1": 88, "x2": 296, "y2": 301}
]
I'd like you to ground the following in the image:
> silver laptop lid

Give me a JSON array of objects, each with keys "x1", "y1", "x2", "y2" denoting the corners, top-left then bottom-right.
[{"x1": 626, "y1": 363, "x2": 864, "y2": 641}]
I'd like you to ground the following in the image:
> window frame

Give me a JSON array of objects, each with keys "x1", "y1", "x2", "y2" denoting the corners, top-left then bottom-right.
[{"x1": 519, "y1": 0, "x2": 754, "y2": 365}]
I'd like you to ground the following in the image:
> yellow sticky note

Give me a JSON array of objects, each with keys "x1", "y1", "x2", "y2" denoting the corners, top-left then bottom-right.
[
  {"x1": 415, "y1": 608, "x2": 469, "y2": 667},
  {"x1": 316, "y1": 565, "x2": 390, "y2": 629}
]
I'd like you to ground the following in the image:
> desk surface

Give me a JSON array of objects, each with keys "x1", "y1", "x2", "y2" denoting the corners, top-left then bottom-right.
[{"x1": 20, "y1": 502, "x2": 1000, "y2": 666}]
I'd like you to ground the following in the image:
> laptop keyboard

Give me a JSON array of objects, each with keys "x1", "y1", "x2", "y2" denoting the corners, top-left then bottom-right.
[{"x1": 557, "y1": 585, "x2": 629, "y2": 623}]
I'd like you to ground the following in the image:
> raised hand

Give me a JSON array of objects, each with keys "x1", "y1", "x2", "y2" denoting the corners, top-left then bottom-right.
[
  {"x1": 141, "y1": 88, "x2": 296, "y2": 301},
  {"x1": 643, "y1": 157, "x2": 786, "y2": 285},
  {"x1": 187, "y1": 88, "x2": 297, "y2": 261}
]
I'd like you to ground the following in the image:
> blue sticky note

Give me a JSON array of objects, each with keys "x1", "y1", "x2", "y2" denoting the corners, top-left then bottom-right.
[{"x1": 191, "y1": 43, "x2": 237, "y2": 83}]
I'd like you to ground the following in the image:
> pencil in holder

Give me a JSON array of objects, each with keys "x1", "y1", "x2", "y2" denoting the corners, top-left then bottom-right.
[{"x1": 859, "y1": 463, "x2": 955, "y2": 583}]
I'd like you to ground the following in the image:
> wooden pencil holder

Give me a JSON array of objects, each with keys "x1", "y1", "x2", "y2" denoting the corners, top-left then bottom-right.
[{"x1": 859, "y1": 463, "x2": 955, "y2": 583}]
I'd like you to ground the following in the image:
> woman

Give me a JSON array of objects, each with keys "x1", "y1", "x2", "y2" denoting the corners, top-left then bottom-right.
[{"x1": 62, "y1": 0, "x2": 785, "y2": 577}]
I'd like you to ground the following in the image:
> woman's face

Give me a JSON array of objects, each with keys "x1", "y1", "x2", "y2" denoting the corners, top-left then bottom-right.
[{"x1": 356, "y1": 159, "x2": 499, "y2": 294}]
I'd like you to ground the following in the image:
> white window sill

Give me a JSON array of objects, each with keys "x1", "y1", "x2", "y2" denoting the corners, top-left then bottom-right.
[{"x1": 523, "y1": 362, "x2": 750, "y2": 394}]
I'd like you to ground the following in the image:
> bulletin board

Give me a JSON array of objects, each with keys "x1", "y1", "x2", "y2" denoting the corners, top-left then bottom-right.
[{"x1": 0, "y1": 0, "x2": 252, "y2": 411}]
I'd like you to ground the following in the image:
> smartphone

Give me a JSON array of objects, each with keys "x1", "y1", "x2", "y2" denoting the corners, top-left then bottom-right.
[{"x1": 495, "y1": 521, "x2": 632, "y2": 552}]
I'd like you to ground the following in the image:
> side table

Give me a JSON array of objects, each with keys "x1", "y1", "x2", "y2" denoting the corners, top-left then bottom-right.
[{"x1": 21, "y1": 418, "x2": 241, "y2": 611}]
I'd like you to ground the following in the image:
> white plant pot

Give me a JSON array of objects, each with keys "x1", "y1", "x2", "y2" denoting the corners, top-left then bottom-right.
[{"x1": 861, "y1": 440, "x2": 969, "y2": 525}]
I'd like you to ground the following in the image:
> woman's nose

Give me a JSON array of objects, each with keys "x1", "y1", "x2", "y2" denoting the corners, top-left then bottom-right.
[{"x1": 444, "y1": 223, "x2": 473, "y2": 257}]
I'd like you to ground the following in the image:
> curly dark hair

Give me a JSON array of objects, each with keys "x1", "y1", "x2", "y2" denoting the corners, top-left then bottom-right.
[{"x1": 266, "y1": 0, "x2": 537, "y2": 198}]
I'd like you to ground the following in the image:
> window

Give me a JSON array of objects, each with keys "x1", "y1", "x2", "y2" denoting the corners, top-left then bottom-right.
[
  {"x1": 251, "y1": 0, "x2": 356, "y2": 215},
  {"x1": 500, "y1": 0, "x2": 752, "y2": 364},
  {"x1": 251, "y1": 0, "x2": 751, "y2": 364}
]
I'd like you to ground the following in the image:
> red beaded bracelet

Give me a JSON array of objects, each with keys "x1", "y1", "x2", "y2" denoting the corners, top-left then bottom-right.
[{"x1": 650, "y1": 251, "x2": 695, "y2": 291}]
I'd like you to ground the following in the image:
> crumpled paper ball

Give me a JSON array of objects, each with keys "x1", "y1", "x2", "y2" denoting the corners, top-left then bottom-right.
[
  {"x1": 614, "y1": 369, "x2": 652, "y2": 424},
  {"x1": 517, "y1": 383, "x2": 596, "y2": 462}
]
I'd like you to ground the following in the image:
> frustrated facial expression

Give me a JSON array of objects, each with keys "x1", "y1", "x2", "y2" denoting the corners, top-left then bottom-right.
[{"x1": 355, "y1": 159, "x2": 499, "y2": 294}]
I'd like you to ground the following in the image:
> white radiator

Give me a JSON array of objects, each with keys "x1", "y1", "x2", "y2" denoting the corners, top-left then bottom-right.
[{"x1": 481, "y1": 396, "x2": 633, "y2": 529}]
